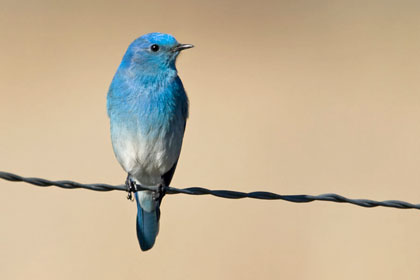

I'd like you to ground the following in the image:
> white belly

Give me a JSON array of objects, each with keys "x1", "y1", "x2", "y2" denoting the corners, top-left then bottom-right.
[{"x1": 111, "y1": 123, "x2": 183, "y2": 186}]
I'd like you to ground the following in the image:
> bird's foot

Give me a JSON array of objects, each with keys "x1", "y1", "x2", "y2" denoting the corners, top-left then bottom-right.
[
  {"x1": 152, "y1": 184, "x2": 166, "y2": 202},
  {"x1": 125, "y1": 175, "x2": 137, "y2": 201}
]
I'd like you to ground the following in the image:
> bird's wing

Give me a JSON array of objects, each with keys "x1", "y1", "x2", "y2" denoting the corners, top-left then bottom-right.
[
  {"x1": 162, "y1": 159, "x2": 179, "y2": 186},
  {"x1": 161, "y1": 77, "x2": 188, "y2": 186}
]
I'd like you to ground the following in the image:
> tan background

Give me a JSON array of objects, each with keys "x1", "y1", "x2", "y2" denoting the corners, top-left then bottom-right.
[{"x1": 1, "y1": 0, "x2": 420, "y2": 279}]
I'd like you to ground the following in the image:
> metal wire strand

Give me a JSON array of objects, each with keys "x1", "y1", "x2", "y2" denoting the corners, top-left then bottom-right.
[{"x1": 1, "y1": 171, "x2": 420, "y2": 210}]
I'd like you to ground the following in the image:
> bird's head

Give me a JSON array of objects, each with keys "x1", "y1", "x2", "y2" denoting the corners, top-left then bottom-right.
[{"x1": 120, "y1": 33, "x2": 193, "y2": 75}]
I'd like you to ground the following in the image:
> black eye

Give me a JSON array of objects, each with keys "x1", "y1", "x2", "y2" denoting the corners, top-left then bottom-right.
[{"x1": 150, "y1": 44, "x2": 160, "y2": 52}]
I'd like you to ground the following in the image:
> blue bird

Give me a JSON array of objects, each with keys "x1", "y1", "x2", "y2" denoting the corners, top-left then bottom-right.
[{"x1": 107, "y1": 33, "x2": 192, "y2": 251}]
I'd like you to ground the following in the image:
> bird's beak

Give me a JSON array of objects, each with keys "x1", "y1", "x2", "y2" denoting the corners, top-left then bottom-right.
[{"x1": 172, "y1": 44, "x2": 194, "y2": 52}]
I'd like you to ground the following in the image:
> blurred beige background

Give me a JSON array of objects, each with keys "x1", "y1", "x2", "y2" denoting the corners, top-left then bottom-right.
[{"x1": 1, "y1": 0, "x2": 420, "y2": 279}]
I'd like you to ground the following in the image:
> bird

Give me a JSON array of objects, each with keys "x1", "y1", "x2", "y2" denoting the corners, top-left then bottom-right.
[{"x1": 106, "y1": 33, "x2": 192, "y2": 251}]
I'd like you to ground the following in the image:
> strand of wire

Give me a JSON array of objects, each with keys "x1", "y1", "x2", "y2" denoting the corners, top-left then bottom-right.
[{"x1": 1, "y1": 171, "x2": 420, "y2": 210}]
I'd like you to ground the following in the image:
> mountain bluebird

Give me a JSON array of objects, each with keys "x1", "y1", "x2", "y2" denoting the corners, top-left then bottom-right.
[{"x1": 107, "y1": 33, "x2": 192, "y2": 251}]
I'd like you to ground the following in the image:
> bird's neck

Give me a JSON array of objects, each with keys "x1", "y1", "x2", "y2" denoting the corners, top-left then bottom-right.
[
  {"x1": 126, "y1": 59, "x2": 176, "y2": 77},
  {"x1": 124, "y1": 66, "x2": 177, "y2": 89}
]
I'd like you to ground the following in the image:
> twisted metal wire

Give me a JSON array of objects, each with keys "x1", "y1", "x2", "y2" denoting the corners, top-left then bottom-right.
[{"x1": 1, "y1": 171, "x2": 420, "y2": 210}]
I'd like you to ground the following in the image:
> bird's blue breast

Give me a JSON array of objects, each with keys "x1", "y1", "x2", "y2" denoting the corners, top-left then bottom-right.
[{"x1": 107, "y1": 68, "x2": 188, "y2": 185}]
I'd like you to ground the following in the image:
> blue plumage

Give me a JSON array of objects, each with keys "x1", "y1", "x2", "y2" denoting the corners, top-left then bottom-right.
[
  {"x1": 134, "y1": 192, "x2": 160, "y2": 251},
  {"x1": 107, "y1": 33, "x2": 192, "y2": 251}
]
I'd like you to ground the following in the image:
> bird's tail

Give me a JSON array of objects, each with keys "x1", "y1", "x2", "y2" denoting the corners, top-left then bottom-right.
[{"x1": 134, "y1": 192, "x2": 160, "y2": 251}]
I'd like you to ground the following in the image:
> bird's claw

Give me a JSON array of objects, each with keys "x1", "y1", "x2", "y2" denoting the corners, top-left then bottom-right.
[
  {"x1": 125, "y1": 176, "x2": 137, "y2": 201},
  {"x1": 152, "y1": 185, "x2": 166, "y2": 202},
  {"x1": 126, "y1": 175, "x2": 165, "y2": 202}
]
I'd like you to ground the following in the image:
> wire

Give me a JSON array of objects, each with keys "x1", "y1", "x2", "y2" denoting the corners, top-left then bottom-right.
[{"x1": 1, "y1": 171, "x2": 419, "y2": 210}]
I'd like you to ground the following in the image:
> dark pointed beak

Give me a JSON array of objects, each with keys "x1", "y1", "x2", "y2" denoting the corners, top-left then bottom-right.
[{"x1": 172, "y1": 44, "x2": 194, "y2": 52}]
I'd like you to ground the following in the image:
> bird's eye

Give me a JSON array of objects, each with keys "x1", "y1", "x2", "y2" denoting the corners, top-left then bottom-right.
[{"x1": 150, "y1": 44, "x2": 160, "y2": 52}]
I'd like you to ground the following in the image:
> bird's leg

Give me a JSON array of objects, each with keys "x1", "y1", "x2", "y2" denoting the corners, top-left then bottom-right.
[
  {"x1": 152, "y1": 184, "x2": 166, "y2": 202},
  {"x1": 125, "y1": 174, "x2": 137, "y2": 201}
]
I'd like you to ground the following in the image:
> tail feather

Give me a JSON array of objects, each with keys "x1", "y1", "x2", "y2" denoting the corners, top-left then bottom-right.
[{"x1": 135, "y1": 192, "x2": 160, "y2": 251}]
